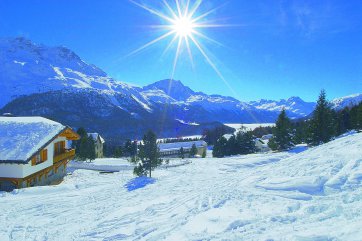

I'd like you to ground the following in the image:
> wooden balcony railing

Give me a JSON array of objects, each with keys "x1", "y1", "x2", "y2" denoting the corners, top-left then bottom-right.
[{"x1": 53, "y1": 149, "x2": 76, "y2": 164}]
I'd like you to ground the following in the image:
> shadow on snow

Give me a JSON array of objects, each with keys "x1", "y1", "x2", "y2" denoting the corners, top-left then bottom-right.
[{"x1": 125, "y1": 177, "x2": 156, "y2": 191}]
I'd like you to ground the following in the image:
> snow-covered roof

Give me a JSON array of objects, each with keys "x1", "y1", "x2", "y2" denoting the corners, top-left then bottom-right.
[
  {"x1": 262, "y1": 134, "x2": 273, "y2": 140},
  {"x1": 0, "y1": 117, "x2": 66, "y2": 163},
  {"x1": 158, "y1": 141, "x2": 207, "y2": 152},
  {"x1": 88, "y1": 133, "x2": 105, "y2": 144},
  {"x1": 255, "y1": 138, "x2": 269, "y2": 146}
]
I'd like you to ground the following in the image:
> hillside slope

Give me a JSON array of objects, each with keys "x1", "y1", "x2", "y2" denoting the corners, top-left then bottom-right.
[{"x1": 1, "y1": 132, "x2": 361, "y2": 240}]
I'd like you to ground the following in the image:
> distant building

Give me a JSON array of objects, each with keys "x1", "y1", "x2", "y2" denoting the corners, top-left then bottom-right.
[
  {"x1": 255, "y1": 138, "x2": 270, "y2": 153},
  {"x1": 262, "y1": 134, "x2": 273, "y2": 140},
  {"x1": 0, "y1": 117, "x2": 79, "y2": 191},
  {"x1": 158, "y1": 140, "x2": 207, "y2": 157},
  {"x1": 87, "y1": 133, "x2": 105, "y2": 158}
]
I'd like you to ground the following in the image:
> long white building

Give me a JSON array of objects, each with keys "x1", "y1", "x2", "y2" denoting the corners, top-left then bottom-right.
[{"x1": 158, "y1": 140, "x2": 207, "y2": 157}]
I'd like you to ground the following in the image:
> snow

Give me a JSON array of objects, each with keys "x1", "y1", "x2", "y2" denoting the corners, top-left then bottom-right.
[
  {"x1": 331, "y1": 93, "x2": 362, "y2": 110},
  {"x1": 131, "y1": 94, "x2": 152, "y2": 112},
  {"x1": 175, "y1": 119, "x2": 199, "y2": 126},
  {"x1": 0, "y1": 117, "x2": 65, "y2": 162},
  {"x1": 52, "y1": 66, "x2": 65, "y2": 80},
  {"x1": 225, "y1": 123, "x2": 275, "y2": 133},
  {"x1": 1, "y1": 132, "x2": 362, "y2": 240},
  {"x1": 68, "y1": 158, "x2": 192, "y2": 172}
]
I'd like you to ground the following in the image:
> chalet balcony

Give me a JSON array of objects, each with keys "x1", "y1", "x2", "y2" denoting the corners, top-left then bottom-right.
[{"x1": 53, "y1": 149, "x2": 76, "y2": 164}]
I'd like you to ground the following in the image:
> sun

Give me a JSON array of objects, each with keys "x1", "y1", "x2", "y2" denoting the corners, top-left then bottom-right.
[
  {"x1": 172, "y1": 16, "x2": 195, "y2": 37},
  {"x1": 128, "y1": 0, "x2": 230, "y2": 81}
]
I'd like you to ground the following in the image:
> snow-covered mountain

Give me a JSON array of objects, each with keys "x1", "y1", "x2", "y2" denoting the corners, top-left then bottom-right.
[
  {"x1": 0, "y1": 37, "x2": 151, "y2": 109},
  {"x1": 248, "y1": 96, "x2": 317, "y2": 119},
  {"x1": 1, "y1": 37, "x2": 361, "y2": 143},
  {"x1": 331, "y1": 93, "x2": 362, "y2": 110}
]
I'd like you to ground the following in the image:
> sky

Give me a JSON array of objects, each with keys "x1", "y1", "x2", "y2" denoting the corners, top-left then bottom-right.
[{"x1": 0, "y1": 0, "x2": 361, "y2": 101}]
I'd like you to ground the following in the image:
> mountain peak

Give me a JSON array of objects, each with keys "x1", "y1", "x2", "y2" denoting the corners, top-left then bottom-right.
[
  {"x1": 287, "y1": 96, "x2": 305, "y2": 103},
  {"x1": 143, "y1": 79, "x2": 195, "y2": 101}
]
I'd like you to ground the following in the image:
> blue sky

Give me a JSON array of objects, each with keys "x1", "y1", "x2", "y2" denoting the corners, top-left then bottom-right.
[{"x1": 0, "y1": 0, "x2": 361, "y2": 101}]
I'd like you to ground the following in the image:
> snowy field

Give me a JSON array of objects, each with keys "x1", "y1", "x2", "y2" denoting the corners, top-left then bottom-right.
[{"x1": 1, "y1": 133, "x2": 362, "y2": 240}]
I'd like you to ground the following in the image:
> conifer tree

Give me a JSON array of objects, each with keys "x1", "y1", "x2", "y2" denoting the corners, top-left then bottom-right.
[
  {"x1": 190, "y1": 144, "x2": 197, "y2": 157},
  {"x1": 226, "y1": 135, "x2": 238, "y2": 155},
  {"x1": 268, "y1": 109, "x2": 294, "y2": 151},
  {"x1": 135, "y1": 130, "x2": 162, "y2": 177},
  {"x1": 308, "y1": 90, "x2": 335, "y2": 145},
  {"x1": 77, "y1": 135, "x2": 88, "y2": 161},
  {"x1": 179, "y1": 147, "x2": 185, "y2": 159},
  {"x1": 335, "y1": 107, "x2": 351, "y2": 135},
  {"x1": 114, "y1": 146, "x2": 123, "y2": 158},
  {"x1": 350, "y1": 102, "x2": 362, "y2": 130},
  {"x1": 212, "y1": 136, "x2": 227, "y2": 158},
  {"x1": 202, "y1": 148, "x2": 207, "y2": 158},
  {"x1": 86, "y1": 135, "x2": 96, "y2": 162},
  {"x1": 292, "y1": 120, "x2": 308, "y2": 144},
  {"x1": 238, "y1": 131, "x2": 257, "y2": 154}
]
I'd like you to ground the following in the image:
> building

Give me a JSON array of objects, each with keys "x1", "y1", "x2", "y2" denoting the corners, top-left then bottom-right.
[
  {"x1": 87, "y1": 133, "x2": 105, "y2": 158},
  {"x1": 255, "y1": 138, "x2": 270, "y2": 153},
  {"x1": 158, "y1": 140, "x2": 207, "y2": 158},
  {"x1": 0, "y1": 117, "x2": 79, "y2": 191}
]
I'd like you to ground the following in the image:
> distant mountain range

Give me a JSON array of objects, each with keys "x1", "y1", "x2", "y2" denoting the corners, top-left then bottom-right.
[{"x1": 1, "y1": 37, "x2": 361, "y2": 144}]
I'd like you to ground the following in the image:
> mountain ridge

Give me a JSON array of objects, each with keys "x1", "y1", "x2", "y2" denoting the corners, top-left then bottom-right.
[{"x1": 1, "y1": 37, "x2": 361, "y2": 143}]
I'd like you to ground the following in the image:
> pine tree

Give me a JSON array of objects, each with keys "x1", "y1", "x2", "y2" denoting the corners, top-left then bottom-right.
[
  {"x1": 86, "y1": 135, "x2": 96, "y2": 162},
  {"x1": 269, "y1": 109, "x2": 294, "y2": 151},
  {"x1": 135, "y1": 130, "x2": 162, "y2": 177},
  {"x1": 226, "y1": 135, "x2": 238, "y2": 155},
  {"x1": 179, "y1": 147, "x2": 185, "y2": 159},
  {"x1": 77, "y1": 135, "x2": 88, "y2": 161},
  {"x1": 190, "y1": 144, "x2": 197, "y2": 157},
  {"x1": 267, "y1": 137, "x2": 278, "y2": 151},
  {"x1": 124, "y1": 139, "x2": 133, "y2": 156},
  {"x1": 212, "y1": 136, "x2": 227, "y2": 158},
  {"x1": 350, "y1": 102, "x2": 362, "y2": 130},
  {"x1": 292, "y1": 120, "x2": 308, "y2": 144},
  {"x1": 308, "y1": 90, "x2": 335, "y2": 145},
  {"x1": 237, "y1": 131, "x2": 257, "y2": 154},
  {"x1": 202, "y1": 148, "x2": 207, "y2": 158},
  {"x1": 114, "y1": 146, "x2": 123, "y2": 158},
  {"x1": 335, "y1": 107, "x2": 351, "y2": 135},
  {"x1": 74, "y1": 127, "x2": 87, "y2": 160}
]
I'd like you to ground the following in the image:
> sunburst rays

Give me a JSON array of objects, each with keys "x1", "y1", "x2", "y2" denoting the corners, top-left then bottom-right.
[
  {"x1": 129, "y1": 0, "x2": 229, "y2": 80},
  {"x1": 129, "y1": 0, "x2": 260, "y2": 123}
]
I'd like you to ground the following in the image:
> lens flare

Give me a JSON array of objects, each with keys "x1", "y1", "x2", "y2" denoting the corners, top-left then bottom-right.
[{"x1": 128, "y1": 0, "x2": 229, "y2": 79}]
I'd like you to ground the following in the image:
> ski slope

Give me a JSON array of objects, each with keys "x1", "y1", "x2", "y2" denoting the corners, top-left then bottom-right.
[{"x1": 1, "y1": 132, "x2": 362, "y2": 240}]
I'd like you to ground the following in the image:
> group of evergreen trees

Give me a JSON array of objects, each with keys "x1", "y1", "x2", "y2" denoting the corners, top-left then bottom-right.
[
  {"x1": 269, "y1": 90, "x2": 362, "y2": 151},
  {"x1": 212, "y1": 131, "x2": 256, "y2": 158},
  {"x1": 177, "y1": 143, "x2": 197, "y2": 159},
  {"x1": 73, "y1": 127, "x2": 96, "y2": 162},
  {"x1": 268, "y1": 109, "x2": 293, "y2": 151},
  {"x1": 211, "y1": 90, "x2": 362, "y2": 156},
  {"x1": 203, "y1": 126, "x2": 234, "y2": 146}
]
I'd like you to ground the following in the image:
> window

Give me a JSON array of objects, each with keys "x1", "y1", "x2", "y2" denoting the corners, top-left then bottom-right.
[
  {"x1": 54, "y1": 141, "x2": 65, "y2": 156},
  {"x1": 31, "y1": 149, "x2": 48, "y2": 166}
]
